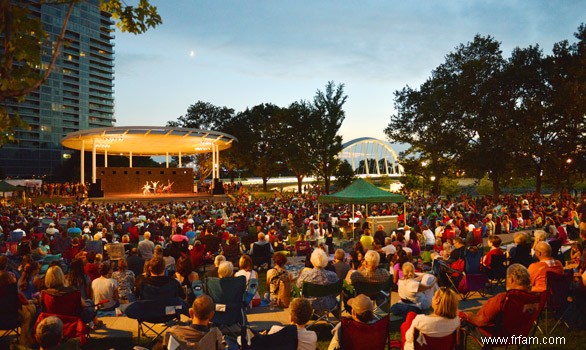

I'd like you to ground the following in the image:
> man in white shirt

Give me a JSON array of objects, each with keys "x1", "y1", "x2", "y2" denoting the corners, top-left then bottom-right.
[
  {"x1": 381, "y1": 237, "x2": 397, "y2": 258},
  {"x1": 269, "y1": 298, "x2": 317, "y2": 350},
  {"x1": 92, "y1": 263, "x2": 119, "y2": 310}
]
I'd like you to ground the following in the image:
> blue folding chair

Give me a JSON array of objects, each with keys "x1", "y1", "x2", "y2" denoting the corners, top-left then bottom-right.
[{"x1": 204, "y1": 276, "x2": 247, "y2": 336}]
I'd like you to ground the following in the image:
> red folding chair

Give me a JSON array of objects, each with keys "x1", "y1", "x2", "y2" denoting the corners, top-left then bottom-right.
[
  {"x1": 413, "y1": 327, "x2": 459, "y2": 350},
  {"x1": 536, "y1": 270, "x2": 572, "y2": 335},
  {"x1": 464, "y1": 289, "x2": 546, "y2": 349},
  {"x1": 341, "y1": 314, "x2": 391, "y2": 350}
]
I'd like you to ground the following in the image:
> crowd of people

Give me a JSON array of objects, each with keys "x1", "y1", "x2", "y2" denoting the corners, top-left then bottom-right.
[{"x1": 0, "y1": 189, "x2": 585, "y2": 349}]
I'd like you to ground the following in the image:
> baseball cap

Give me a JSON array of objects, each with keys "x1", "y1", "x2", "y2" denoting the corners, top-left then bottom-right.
[{"x1": 347, "y1": 294, "x2": 373, "y2": 314}]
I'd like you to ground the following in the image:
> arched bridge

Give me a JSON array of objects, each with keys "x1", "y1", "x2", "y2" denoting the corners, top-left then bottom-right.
[{"x1": 339, "y1": 137, "x2": 404, "y2": 177}]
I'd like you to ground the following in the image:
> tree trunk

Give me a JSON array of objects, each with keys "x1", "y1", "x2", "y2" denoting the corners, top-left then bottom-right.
[
  {"x1": 492, "y1": 173, "x2": 501, "y2": 198},
  {"x1": 262, "y1": 177, "x2": 268, "y2": 192},
  {"x1": 296, "y1": 175, "x2": 304, "y2": 194},
  {"x1": 535, "y1": 166, "x2": 542, "y2": 194},
  {"x1": 324, "y1": 176, "x2": 331, "y2": 194}
]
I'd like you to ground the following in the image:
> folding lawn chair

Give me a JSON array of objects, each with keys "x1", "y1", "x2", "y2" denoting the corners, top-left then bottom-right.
[
  {"x1": 301, "y1": 279, "x2": 343, "y2": 329},
  {"x1": 204, "y1": 276, "x2": 247, "y2": 336}
]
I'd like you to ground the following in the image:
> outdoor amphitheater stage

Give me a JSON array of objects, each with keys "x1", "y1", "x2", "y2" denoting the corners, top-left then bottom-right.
[{"x1": 87, "y1": 192, "x2": 231, "y2": 203}]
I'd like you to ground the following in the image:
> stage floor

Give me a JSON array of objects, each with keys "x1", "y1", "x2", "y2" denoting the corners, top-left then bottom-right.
[{"x1": 87, "y1": 192, "x2": 231, "y2": 203}]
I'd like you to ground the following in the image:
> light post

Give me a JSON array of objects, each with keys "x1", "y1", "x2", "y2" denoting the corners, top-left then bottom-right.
[
  {"x1": 566, "y1": 158, "x2": 573, "y2": 193},
  {"x1": 430, "y1": 176, "x2": 436, "y2": 195},
  {"x1": 421, "y1": 161, "x2": 428, "y2": 196}
]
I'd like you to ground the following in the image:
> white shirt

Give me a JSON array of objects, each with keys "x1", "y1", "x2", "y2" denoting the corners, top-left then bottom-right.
[
  {"x1": 422, "y1": 229, "x2": 435, "y2": 245},
  {"x1": 381, "y1": 244, "x2": 397, "y2": 256},
  {"x1": 269, "y1": 325, "x2": 317, "y2": 350},
  {"x1": 435, "y1": 226, "x2": 444, "y2": 238},
  {"x1": 92, "y1": 276, "x2": 119, "y2": 309},
  {"x1": 404, "y1": 314, "x2": 460, "y2": 350}
]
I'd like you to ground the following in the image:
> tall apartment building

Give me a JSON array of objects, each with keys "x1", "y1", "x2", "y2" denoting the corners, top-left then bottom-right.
[{"x1": 0, "y1": 0, "x2": 115, "y2": 178}]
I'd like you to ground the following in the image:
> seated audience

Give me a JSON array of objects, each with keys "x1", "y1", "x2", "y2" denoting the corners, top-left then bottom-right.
[
  {"x1": 111, "y1": 257, "x2": 135, "y2": 304},
  {"x1": 527, "y1": 241, "x2": 564, "y2": 292},
  {"x1": 481, "y1": 235, "x2": 504, "y2": 270},
  {"x1": 217, "y1": 261, "x2": 234, "y2": 278},
  {"x1": 269, "y1": 297, "x2": 317, "y2": 350},
  {"x1": 266, "y1": 252, "x2": 292, "y2": 303},
  {"x1": 397, "y1": 262, "x2": 437, "y2": 311},
  {"x1": 296, "y1": 249, "x2": 339, "y2": 314},
  {"x1": 204, "y1": 255, "x2": 226, "y2": 278},
  {"x1": 35, "y1": 315, "x2": 80, "y2": 350},
  {"x1": 508, "y1": 232, "x2": 533, "y2": 267},
  {"x1": 327, "y1": 294, "x2": 377, "y2": 350},
  {"x1": 459, "y1": 264, "x2": 531, "y2": 332},
  {"x1": 401, "y1": 287, "x2": 460, "y2": 350},
  {"x1": 92, "y1": 262, "x2": 119, "y2": 311},
  {"x1": 139, "y1": 256, "x2": 184, "y2": 300},
  {"x1": 154, "y1": 295, "x2": 224, "y2": 350},
  {"x1": 332, "y1": 249, "x2": 351, "y2": 281}
]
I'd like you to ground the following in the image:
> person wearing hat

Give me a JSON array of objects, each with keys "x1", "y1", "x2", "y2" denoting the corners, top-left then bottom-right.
[{"x1": 327, "y1": 294, "x2": 376, "y2": 350}]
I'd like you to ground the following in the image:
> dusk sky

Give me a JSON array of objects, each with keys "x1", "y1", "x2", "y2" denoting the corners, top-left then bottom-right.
[{"x1": 113, "y1": 1, "x2": 585, "y2": 153}]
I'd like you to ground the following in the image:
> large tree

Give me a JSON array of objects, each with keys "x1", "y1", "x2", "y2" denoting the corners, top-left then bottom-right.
[
  {"x1": 167, "y1": 101, "x2": 235, "y2": 182},
  {"x1": 309, "y1": 81, "x2": 347, "y2": 194},
  {"x1": 280, "y1": 101, "x2": 315, "y2": 193},
  {"x1": 238, "y1": 103, "x2": 285, "y2": 191},
  {"x1": 0, "y1": 0, "x2": 161, "y2": 146}
]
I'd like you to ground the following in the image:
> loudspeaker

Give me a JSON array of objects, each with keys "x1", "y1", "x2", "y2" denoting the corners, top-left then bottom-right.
[
  {"x1": 88, "y1": 180, "x2": 104, "y2": 198},
  {"x1": 212, "y1": 179, "x2": 225, "y2": 195}
]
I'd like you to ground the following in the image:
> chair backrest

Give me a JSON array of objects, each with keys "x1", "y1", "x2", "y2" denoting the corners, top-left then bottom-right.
[
  {"x1": 545, "y1": 270, "x2": 572, "y2": 313},
  {"x1": 201, "y1": 235, "x2": 222, "y2": 254},
  {"x1": 241, "y1": 325, "x2": 298, "y2": 350},
  {"x1": 354, "y1": 276, "x2": 393, "y2": 299},
  {"x1": 488, "y1": 254, "x2": 507, "y2": 279},
  {"x1": 42, "y1": 289, "x2": 82, "y2": 317},
  {"x1": 84, "y1": 240, "x2": 103, "y2": 255},
  {"x1": 413, "y1": 328, "x2": 458, "y2": 350},
  {"x1": 464, "y1": 249, "x2": 483, "y2": 274},
  {"x1": 340, "y1": 315, "x2": 390, "y2": 350},
  {"x1": 106, "y1": 243, "x2": 125, "y2": 260},
  {"x1": 251, "y1": 242, "x2": 271, "y2": 257},
  {"x1": 35, "y1": 312, "x2": 87, "y2": 345},
  {"x1": 497, "y1": 289, "x2": 546, "y2": 337},
  {"x1": 125, "y1": 297, "x2": 188, "y2": 324},
  {"x1": 204, "y1": 276, "x2": 247, "y2": 326},
  {"x1": 302, "y1": 278, "x2": 343, "y2": 298},
  {"x1": 192, "y1": 280, "x2": 204, "y2": 298},
  {"x1": 548, "y1": 239, "x2": 562, "y2": 261},
  {"x1": 0, "y1": 283, "x2": 21, "y2": 330},
  {"x1": 245, "y1": 278, "x2": 259, "y2": 305},
  {"x1": 472, "y1": 228, "x2": 483, "y2": 246}
]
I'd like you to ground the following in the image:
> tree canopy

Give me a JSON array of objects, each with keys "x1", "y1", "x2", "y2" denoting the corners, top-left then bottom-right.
[
  {"x1": 387, "y1": 25, "x2": 586, "y2": 196},
  {"x1": 0, "y1": 0, "x2": 161, "y2": 146}
]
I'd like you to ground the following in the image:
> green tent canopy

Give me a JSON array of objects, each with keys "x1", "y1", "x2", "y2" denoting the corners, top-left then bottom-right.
[
  {"x1": 0, "y1": 180, "x2": 19, "y2": 193},
  {"x1": 318, "y1": 178, "x2": 406, "y2": 204}
]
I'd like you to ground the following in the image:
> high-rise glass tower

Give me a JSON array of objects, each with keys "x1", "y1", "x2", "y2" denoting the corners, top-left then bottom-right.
[{"x1": 0, "y1": 0, "x2": 115, "y2": 178}]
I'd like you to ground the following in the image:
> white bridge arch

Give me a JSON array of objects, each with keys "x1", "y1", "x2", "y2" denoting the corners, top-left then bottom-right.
[{"x1": 339, "y1": 137, "x2": 404, "y2": 177}]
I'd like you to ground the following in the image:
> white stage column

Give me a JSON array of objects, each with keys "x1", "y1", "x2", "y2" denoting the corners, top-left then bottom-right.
[
  {"x1": 104, "y1": 149, "x2": 108, "y2": 167},
  {"x1": 129, "y1": 152, "x2": 133, "y2": 168},
  {"x1": 92, "y1": 139, "x2": 97, "y2": 183},
  {"x1": 179, "y1": 152, "x2": 182, "y2": 167},
  {"x1": 215, "y1": 144, "x2": 220, "y2": 179},
  {"x1": 166, "y1": 152, "x2": 169, "y2": 168},
  {"x1": 80, "y1": 140, "x2": 85, "y2": 184},
  {"x1": 212, "y1": 145, "x2": 216, "y2": 180}
]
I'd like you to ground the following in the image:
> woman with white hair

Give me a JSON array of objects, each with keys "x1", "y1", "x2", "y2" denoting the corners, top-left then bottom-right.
[
  {"x1": 217, "y1": 261, "x2": 234, "y2": 278},
  {"x1": 296, "y1": 248, "x2": 339, "y2": 313}
]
